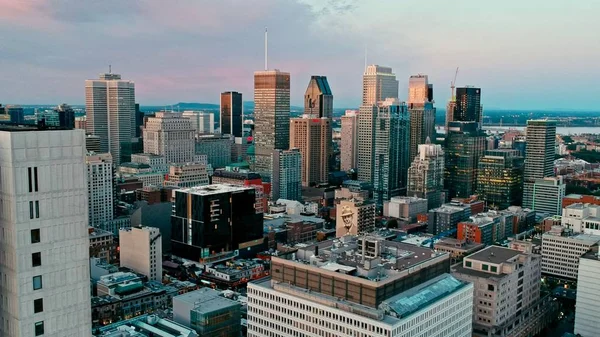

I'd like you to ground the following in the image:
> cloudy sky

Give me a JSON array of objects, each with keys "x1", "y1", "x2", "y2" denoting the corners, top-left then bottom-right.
[{"x1": 1, "y1": 0, "x2": 599, "y2": 110}]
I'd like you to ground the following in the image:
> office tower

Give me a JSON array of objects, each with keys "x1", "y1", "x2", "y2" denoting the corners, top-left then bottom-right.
[
  {"x1": 451, "y1": 244, "x2": 549, "y2": 337},
  {"x1": 574, "y1": 249, "x2": 600, "y2": 336},
  {"x1": 3, "y1": 104, "x2": 25, "y2": 124},
  {"x1": 445, "y1": 99, "x2": 456, "y2": 130},
  {"x1": 336, "y1": 199, "x2": 376, "y2": 237},
  {"x1": 271, "y1": 149, "x2": 301, "y2": 201},
  {"x1": 163, "y1": 163, "x2": 210, "y2": 188},
  {"x1": 85, "y1": 72, "x2": 135, "y2": 165},
  {"x1": 408, "y1": 102, "x2": 436, "y2": 161},
  {"x1": 173, "y1": 289, "x2": 241, "y2": 336},
  {"x1": 476, "y1": 149, "x2": 524, "y2": 209},
  {"x1": 541, "y1": 226, "x2": 600, "y2": 279},
  {"x1": 453, "y1": 87, "x2": 482, "y2": 125},
  {"x1": 290, "y1": 117, "x2": 330, "y2": 186},
  {"x1": 248, "y1": 237, "x2": 473, "y2": 337},
  {"x1": 373, "y1": 99, "x2": 410, "y2": 205},
  {"x1": 408, "y1": 74, "x2": 433, "y2": 105},
  {"x1": 86, "y1": 152, "x2": 115, "y2": 229},
  {"x1": 119, "y1": 226, "x2": 163, "y2": 281},
  {"x1": 171, "y1": 184, "x2": 264, "y2": 260},
  {"x1": 407, "y1": 139, "x2": 445, "y2": 209},
  {"x1": 340, "y1": 110, "x2": 358, "y2": 171},
  {"x1": 444, "y1": 121, "x2": 486, "y2": 199},
  {"x1": 532, "y1": 176, "x2": 565, "y2": 215},
  {"x1": 253, "y1": 70, "x2": 290, "y2": 181},
  {"x1": 182, "y1": 111, "x2": 215, "y2": 134},
  {"x1": 383, "y1": 196, "x2": 428, "y2": 222},
  {"x1": 0, "y1": 126, "x2": 92, "y2": 337},
  {"x1": 362, "y1": 65, "x2": 399, "y2": 105},
  {"x1": 143, "y1": 112, "x2": 195, "y2": 164},
  {"x1": 522, "y1": 120, "x2": 557, "y2": 209},
  {"x1": 85, "y1": 134, "x2": 102, "y2": 152},
  {"x1": 512, "y1": 135, "x2": 527, "y2": 157},
  {"x1": 304, "y1": 75, "x2": 333, "y2": 118},
  {"x1": 562, "y1": 203, "x2": 600, "y2": 235},
  {"x1": 195, "y1": 134, "x2": 233, "y2": 168},
  {"x1": 40, "y1": 103, "x2": 74, "y2": 128},
  {"x1": 357, "y1": 104, "x2": 378, "y2": 182},
  {"x1": 220, "y1": 91, "x2": 243, "y2": 136},
  {"x1": 135, "y1": 103, "x2": 144, "y2": 138}
]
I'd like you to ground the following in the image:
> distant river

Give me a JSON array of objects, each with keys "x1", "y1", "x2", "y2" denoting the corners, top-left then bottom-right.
[{"x1": 435, "y1": 126, "x2": 600, "y2": 135}]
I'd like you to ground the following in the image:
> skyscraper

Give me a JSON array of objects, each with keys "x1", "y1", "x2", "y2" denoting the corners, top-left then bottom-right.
[
  {"x1": 220, "y1": 91, "x2": 243, "y2": 137},
  {"x1": 85, "y1": 72, "x2": 135, "y2": 165},
  {"x1": 477, "y1": 149, "x2": 524, "y2": 209},
  {"x1": 357, "y1": 65, "x2": 398, "y2": 182},
  {"x1": 373, "y1": 98, "x2": 410, "y2": 206},
  {"x1": 532, "y1": 176, "x2": 565, "y2": 216},
  {"x1": 86, "y1": 152, "x2": 115, "y2": 229},
  {"x1": 407, "y1": 138, "x2": 445, "y2": 209},
  {"x1": 271, "y1": 148, "x2": 301, "y2": 201},
  {"x1": 453, "y1": 87, "x2": 483, "y2": 125},
  {"x1": 143, "y1": 112, "x2": 195, "y2": 164},
  {"x1": 290, "y1": 117, "x2": 330, "y2": 186},
  {"x1": 362, "y1": 65, "x2": 399, "y2": 105},
  {"x1": 3, "y1": 104, "x2": 25, "y2": 124},
  {"x1": 340, "y1": 110, "x2": 358, "y2": 171},
  {"x1": 253, "y1": 70, "x2": 290, "y2": 181},
  {"x1": 0, "y1": 126, "x2": 92, "y2": 337},
  {"x1": 408, "y1": 102, "x2": 436, "y2": 161},
  {"x1": 445, "y1": 121, "x2": 487, "y2": 199},
  {"x1": 408, "y1": 74, "x2": 433, "y2": 105},
  {"x1": 522, "y1": 120, "x2": 557, "y2": 209}
]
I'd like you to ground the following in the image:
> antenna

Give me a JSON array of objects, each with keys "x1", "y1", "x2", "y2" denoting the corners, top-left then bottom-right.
[
  {"x1": 264, "y1": 27, "x2": 268, "y2": 71},
  {"x1": 109, "y1": 64, "x2": 112, "y2": 74},
  {"x1": 451, "y1": 67, "x2": 459, "y2": 100}
]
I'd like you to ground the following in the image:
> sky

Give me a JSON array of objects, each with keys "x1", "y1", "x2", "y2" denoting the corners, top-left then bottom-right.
[{"x1": 1, "y1": 0, "x2": 599, "y2": 110}]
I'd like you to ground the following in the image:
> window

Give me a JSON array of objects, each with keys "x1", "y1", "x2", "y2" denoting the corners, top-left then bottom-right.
[
  {"x1": 34, "y1": 299, "x2": 43, "y2": 313},
  {"x1": 482, "y1": 264, "x2": 489, "y2": 271},
  {"x1": 32, "y1": 252, "x2": 41, "y2": 267},
  {"x1": 33, "y1": 275, "x2": 43, "y2": 290},
  {"x1": 35, "y1": 321, "x2": 44, "y2": 336},
  {"x1": 31, "y1": 229, "x2": 40, "y2": 243},
  {"x1": 28, "y1": 167, "x2": 33, "y2": 193},
  {"x1": 488, "y1": 284, "x2": 495, "y2": 291},
  {"x1": 30, "y1": 201, "x2": 34, "y2": 219},
  {"x1": 465, "y1": 261, "x2": 472, "y2": 267},
  {"x1": 491, "y1": 266, "x2": 498, "y2": 273},
  {"x1": 34, "y1": 167, "x2": 39, "y2": 192},
  {"x1": 35, "y1": 201, "x2": 40, "y2": 218}
]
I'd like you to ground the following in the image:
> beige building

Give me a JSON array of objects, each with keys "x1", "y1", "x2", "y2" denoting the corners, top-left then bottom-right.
[
  {"x1": 340, "y1": 110, "x2": 358, "y2": 171},
  {"x1": 407, "y1": 138, "x2": 445, "y2": 209},
  {"x1": 408, "y1": 74, "x2": 432, "y2": 105},
  {"x1": 541, "y1": 226, "x2": 600, "y2": 279},
  {"x1": 143, "y1": 112, "x2": 195, "y2": 164},
  {"x1": 451, "y1": 244, "x2": 551, "y2": 337},
  {"x1": 119, "y1": 226, "x2": 163, "y2": 282},
  {"x1": 434, "y1": 238, "x2": 484, "y2": 262},
  {"x1": 383, "y1": 196, "x2": 428, "y2": 222},
  {"x1": 163, "y1": 163, "x2": 209, "y2": 188},
  {"x1": 336, "y1": 199, "x2": 376, "y2": 237},
  {"x1": 290, "y1": 117, "x2": 330, "y2": 186},
  {"x1": 362, "y1": 65, "x2": 399, "y2": 106},
  {"x1": 86, "y1": 152, "x2": 114, "y2": 229}
]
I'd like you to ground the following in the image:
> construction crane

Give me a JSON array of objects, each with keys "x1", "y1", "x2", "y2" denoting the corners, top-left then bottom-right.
[{"x1": 450, "y1": 67, "x2": 459, "y2": 101}]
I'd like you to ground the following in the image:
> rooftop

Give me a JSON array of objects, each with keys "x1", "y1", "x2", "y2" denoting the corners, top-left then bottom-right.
[
  {"x1": 466, "y1": 246, "x2": 521, "y2": 264},
  {"x1": 0, "y1": 124, "x2": 75, "y2": 132},
  {"x1": 97, "y1": 314, "x2": 198, "y2": 337},
  {"x1": 174, "y1": 288, "x2": 239, "y2": 313},
  {"x1": 176, "y1": 183, "x2": 252, "y2": 196}
]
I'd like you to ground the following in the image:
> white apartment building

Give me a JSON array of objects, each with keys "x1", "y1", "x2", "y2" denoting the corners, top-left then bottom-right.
[
  {"x1": 0, "y1": 127, "x2": 92, "y2": 337},
  {"x1": 541, "y1": 226, "x2": 600, "y2": 279},
  {"x1": 561, "y1": 203, "x2": 600, "y2": 235},
  {"x1": 532, "y1": 176, "x2": 565, "y2": 216},
  {"x1": 85, "y1": 72, "x2": 135, "y2": 165},
  {"x1": 119, "y1": 226, "x2": 163, "y2": 282},
  {"x1": 451, "y1": 244, "x2": 547, "y2": 337},
  {"x1": 163, "y1": 163, "x2": 209, "y2": 188},
  {"x1": 383, "y1": 196, "x2": 428, "y2": 222},
  {"x1": 574, "y1": 249, "x2": 600, "y2": 337},
  {"x1": 340, "y1": 110, "x2": 358, "y2": 171},
  {"x1": 86, "y1": 152, "x2": 114, "y2": 229},
  {"x1": 182, "y1": 110, "x2": 214, "y2": 134},
  {"x1": 143, "y1": 112, "x2": 195, "y2": 164}
]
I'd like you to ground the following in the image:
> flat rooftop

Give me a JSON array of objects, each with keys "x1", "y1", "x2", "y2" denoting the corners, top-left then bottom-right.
[
  {"x1": 0, "y1": 124, "x2": 74, "y2": 132},
  {"x1": 466, "y1": 246, "x2": 521, "y2": 264},
  {"x1": 176, "y1": 183, "x2": 252, "y2": 196},
  {"x1": 174, "y1": 288, "x2": 239, "y2": 313}
]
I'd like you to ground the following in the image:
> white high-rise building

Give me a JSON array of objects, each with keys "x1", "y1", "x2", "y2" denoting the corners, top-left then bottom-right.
[
  {"x1": 574, "y1": 249, "x2": 600, "y2": 337},
  {"x1": 182, "y1": 111, "x2": 215, "y2": 134},
  {"x1": 85, "y1": 72, "x2": 135, "y2": 165},
  {"x1": 532, "y1": 176, "x2": 565, "y2": 216},
  {"x1": 143, "y1": 112, "x2": 195, "y2": 164},
  {"x1": 271, "y1": 149, "x2": 301, "y2": 201},
  {"x1": 119, "y1": 226, "x2": 163, "y2": 282},
  {"x1": 340, "y1": 110, "x2": 358, "y2": 171},
  {"x1": 86, "y1": 152, "x2": 114, "y2": 229},
  {"x1": 523, "y1": 120, "x2": 557, "y2": 209},
  {"x1": 0, "y1": 126, "x2": 92, "y2": 337}
]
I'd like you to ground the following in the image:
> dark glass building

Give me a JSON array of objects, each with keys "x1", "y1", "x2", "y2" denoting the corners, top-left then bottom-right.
[
  {"x1": 477, "y1": 149, "x2": 524, "y2": 209},
  {"x1": 55, "y1": 104, "x2": 75, "y2": 129},
  {"x1": 220, "y1": 91, "x2": 243, "y2": 137},
  {"x1": 4, "y1": 105, "x2": 25, "y2": 124},
  {"x1": 171, "y1": 184, "x2": 264, "y2": 261},
  {"x1": 444, "y1": 121, "x2": 486, "y2": 199},
  {"x1": 453, "y1": 87, "x2": 482, "y2": 125}
]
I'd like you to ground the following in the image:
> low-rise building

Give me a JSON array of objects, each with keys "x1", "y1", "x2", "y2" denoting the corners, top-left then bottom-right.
[
  {"x1": 336, "y1": 199, "x2": 376, "y2": 237},
  {"x1": 451, "y1": 245, "x2": 552, "y2": 337},
  {"x1": 90, "y1": 227, "x2": 117, "y2": 263},
  {"x1": 457, "y1": 210, "x2": 514, "y2": 245},
  {"x1": 541, "y1": 226, "x2": 600, "y2": 280},
  {"x1": 532, "y1": 176, "x2": 566, "y2": 216},
  {"x1": 434, "y1": 238, "x2": 485, "y2": 262},
  {"x1": 427, "y1": 202, "x2": 472, "y2": 235},
  {"x1": 561, "y1": 203, "x2": 600, "y2": 235},
  {"x1": 94, "y1": 314, "x2": 198, "y2": 337},
  {"x1": 562, "y1": 193, "x2": 600, "y2": 208},
  {"x1": 334, "y1": 180, "x2": 372, "y2": 201},
  {"x1": 163, "y1": 163, "x2": 210, "y2": 188},
  {"x1": 120, "y1": 226, "x2": 163, "y2": 282},
  {"x1": 383, "y1": 196, "x2": 428, "y2": 222}
]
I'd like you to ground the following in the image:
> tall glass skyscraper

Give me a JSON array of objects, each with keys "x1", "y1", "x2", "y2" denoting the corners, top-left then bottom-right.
[
  {"x1": 407, "y1": 75, "x2": 436, "y2": 161},
  {"x1": 444, "y1": 121, "x2": 486, "y2": 199},
  {"x1": 453, "y1": 87, "x2": 482, "y2": 125},
  {"x1": 253, "y1": 70, "x2": 290, "y2": 181},
  {"x1": 477, "y1": 149, "x2": 524, "y2": 209},
  {"x1": 522, "y1": 120, "x2": 557, "y2": 209},
  {"x1": 220, "y1": 91, "x2": 243, "y2": 137}
]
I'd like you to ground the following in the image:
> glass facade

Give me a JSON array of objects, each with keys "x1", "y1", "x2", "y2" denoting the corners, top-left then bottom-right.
[
  {"x1": 477, "y1": 149, "x2": 524, "y2": 209},
  {"x1": 444, "y1": 122, "x2": 486, "y2": 199},
  {"x1": 220, "y1": 91, "x2": 243, "y2": 137}
]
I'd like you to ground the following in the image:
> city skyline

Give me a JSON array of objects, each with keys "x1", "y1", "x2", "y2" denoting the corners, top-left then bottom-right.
[{"x1": 1, "y1": 1, "x2": 599, "y2": 110}]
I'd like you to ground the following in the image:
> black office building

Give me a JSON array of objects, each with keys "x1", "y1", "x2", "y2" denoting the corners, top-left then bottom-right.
[
  {"x1": 171, "y1": 184, "x2": 264, "y2": 261},
  {"x1": 444, "y1": 121, "x2": 486, "y2": 199},
  {"x1": 454, "y1": 87, "x2": 482, "y2": 124},
  {"x1": 220, "y1": 91, "x2": 243, "y2": 137}
]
